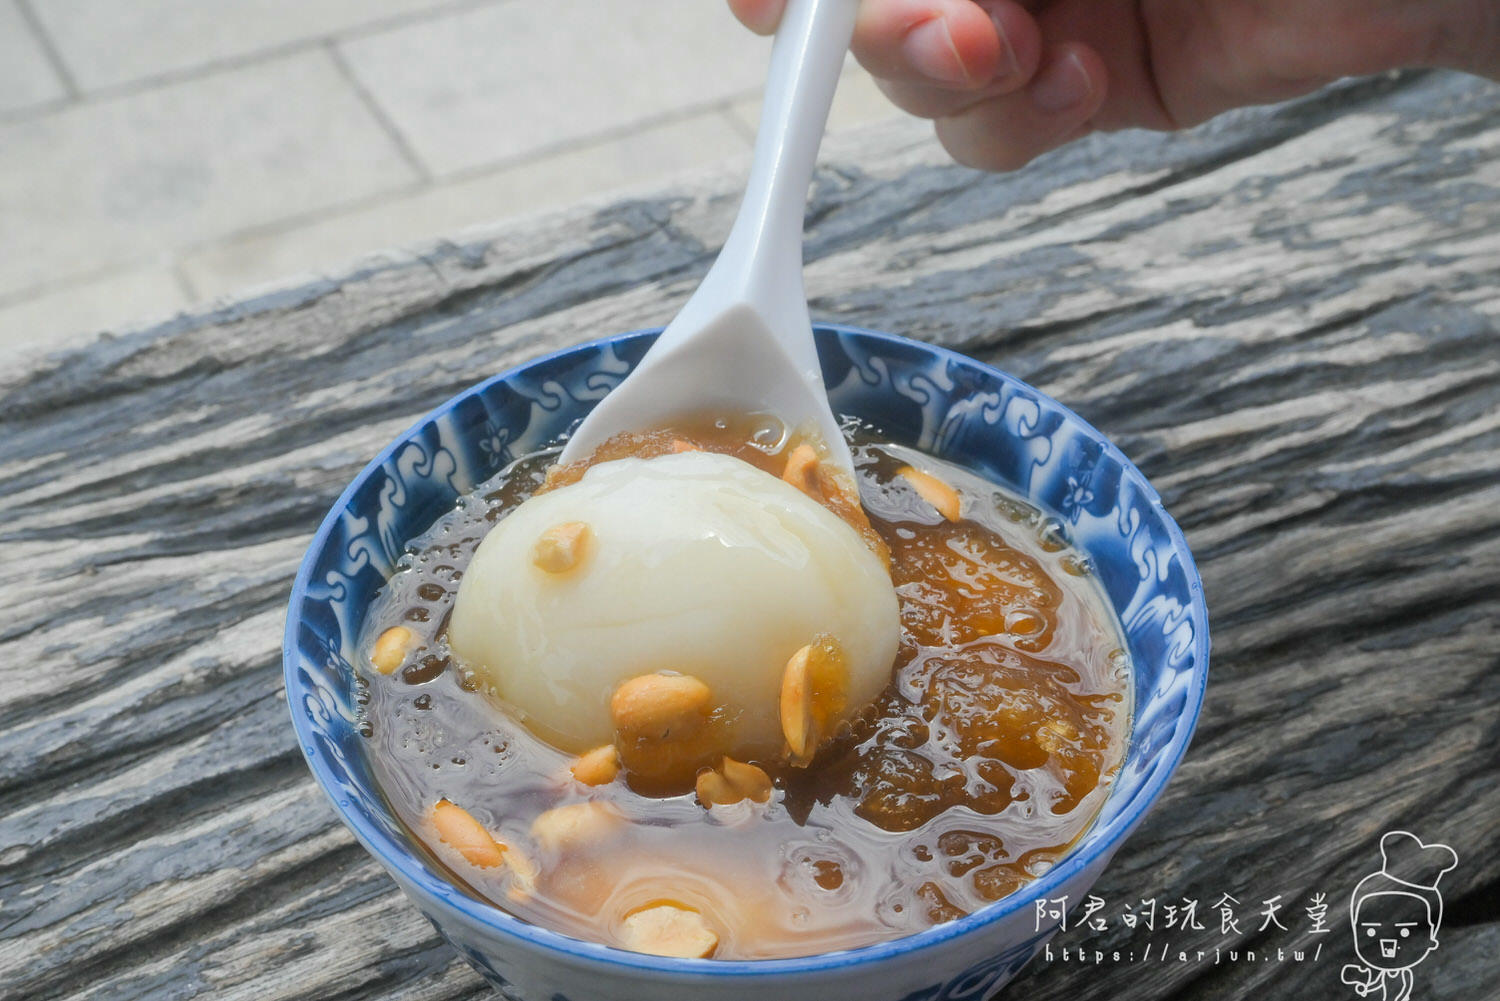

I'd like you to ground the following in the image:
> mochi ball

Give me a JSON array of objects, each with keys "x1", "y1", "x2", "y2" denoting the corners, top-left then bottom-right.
[{"x1": 448, "y1": 450, "x2": 900, "y2": 755}]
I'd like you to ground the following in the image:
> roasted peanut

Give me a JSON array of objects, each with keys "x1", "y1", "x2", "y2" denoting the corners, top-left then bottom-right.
[
  {"x1": 781, "y1": 443, "x2": 820, "y2": 495},
  {"x1": 371, "y1": 625, "x2": 414, "y2": 675},
  {"x1": 780, "y1": 645, "x2": 814, "y2": 761},
  {"x1": 695, "y1": 768, "x2": 737, "y2": 806},
  {"x1": 697, "y1": 756, "x2": 773, "y2": 807},
  {"x1": 780, "y1": 635, "x2": 850, "y2": 766},
  {"x1": 620, "y1": 902, "x2": 719, "y2": 959},
  {"x1": 532, "y1": 521, "x2": 592, "y2": 573},
  {"x1": 530, "y1": 801, "x2": 624, "y2": 853},
  {"x1": 616, "y1": 721, "x2": 726, "y2": 793},
  {"x1": 430, "y1": 799, "x2": 507, "y2": 869},
  {"x1": 897, "y1": 465, "x2": 961, "y2": 522},
  {"x1": 570, "y1": 744, "x2": 621, "y2": 787},
  {"x1": 720, "y1": 756, "x2": 773, "y2": 803},
  {"x1": 610, "y1": 673, "x2": 712, "y2": 741}
]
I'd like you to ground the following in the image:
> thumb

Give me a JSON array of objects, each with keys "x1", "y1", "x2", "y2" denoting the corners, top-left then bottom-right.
[{"x1": 728, "y1": 0, "x2": 786, "y2": 35}]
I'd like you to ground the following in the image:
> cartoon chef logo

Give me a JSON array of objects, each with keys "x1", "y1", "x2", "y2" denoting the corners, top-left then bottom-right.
[{"x1": 1340, "y1": 830, "x2": 1458, "y2": 1001}]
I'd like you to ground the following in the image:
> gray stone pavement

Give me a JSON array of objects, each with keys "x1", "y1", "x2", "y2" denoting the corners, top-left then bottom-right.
[{"x1": 0, "y1": 0, "x2": 898, "y2": 357}]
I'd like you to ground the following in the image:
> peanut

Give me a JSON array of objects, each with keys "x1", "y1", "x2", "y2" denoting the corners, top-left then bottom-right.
[
  {"x1": 570, "y1": 744, "x2": 621, "y2": 787},
  {"x1": 617, "y1": 721, "x2": 726, "y2": 792},
  {"x1": 533, "y1": 521, "x2": 592, "y2": 573},
  {"x1": 620, "y1": 902, "x2": 719, "y2": 959},
  {"x1": 780, "y1": 635, "x2": 850, "y2": 766},
  {"x1": 720, "y1": 756, "x2": 773, "y2": 803},
  {"x1": 695, "y1": 768, "x2": 737, "y2": 806},
  {"x1": 371, "y1": 626, "x2": 414, "y2": 675},
  {"x1": 780, "y1": 645, "x2": 814, "y2": 762},
  {"x1": 670, "y1": 438, "x2": 699, "y2": 453},
  {"x1": 430, "y1": 799, "x2": 507, "y2": 869},
  {"x1": 781, "y1": 443, "x2": 820, "y2": 495},
  {"x1": 897, "y1": 465, "x2": 961, "y2": 522},
  {"x1": 530, "y1": 801, "x2": 624, "y2": 853},
  {"x1": 610, "y1": 673, "x2": 712, "y2": 741},
  {"x1": 697, "y1": 756, "x2": 773, "y2": 807}
]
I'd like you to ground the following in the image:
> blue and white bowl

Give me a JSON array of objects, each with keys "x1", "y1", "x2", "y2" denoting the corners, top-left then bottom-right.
[{"x1": 284, "y1": 325, "x2": 1209, "y2": 1001}]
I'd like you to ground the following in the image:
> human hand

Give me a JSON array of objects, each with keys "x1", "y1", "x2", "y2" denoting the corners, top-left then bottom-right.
[
  {"x1": 728, "y1": 0, "x2": 1500, "y2": 170},
  {"x1": 1341, "y1": 963, "x2": 1371, "y2": 993}
]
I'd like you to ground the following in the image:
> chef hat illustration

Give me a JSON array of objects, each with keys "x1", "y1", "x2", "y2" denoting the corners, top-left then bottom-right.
[{"x1": 1350, "y1": 831, "x2": 1459, "y2": 932}]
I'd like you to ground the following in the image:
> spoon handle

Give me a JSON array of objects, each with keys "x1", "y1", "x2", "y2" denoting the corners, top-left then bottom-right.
[
  {"x1": 557, "y1": 0, "x2": 859, "y2": 472},
  {"x1": 656, "y1": 0, "x2": 857, "y2": 357}
]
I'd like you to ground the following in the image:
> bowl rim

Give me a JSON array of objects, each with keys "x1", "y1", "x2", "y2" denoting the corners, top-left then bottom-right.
[{"x1": 283, "y1": 322, "x2": 1210, "y2": 979}]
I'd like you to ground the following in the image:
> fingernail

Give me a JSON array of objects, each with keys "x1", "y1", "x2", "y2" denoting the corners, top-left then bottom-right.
[
  {"x1": 1031, "y1": 52, "x2": 1092, "y2": 113},
  {"x1": 991, "y1": 13, "x2": 1020, "y2": 79},
  {"x1": 903, "y1": 18, "x2": 970, "y2": 85}
]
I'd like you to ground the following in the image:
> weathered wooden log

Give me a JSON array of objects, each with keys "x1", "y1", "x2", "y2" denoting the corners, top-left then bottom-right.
[{"x1": 1, "y1": 68, "x2": 1496, "y2": 1000}]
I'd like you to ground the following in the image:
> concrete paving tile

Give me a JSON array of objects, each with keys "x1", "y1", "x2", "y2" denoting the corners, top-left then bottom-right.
[
  {"x1": 0, "y1": 264, "x2": 188, "y2": 361},
  {"x1": 178, "y1": 110, "x2": 750, "y2": 301},
  {"x1": 339, "y1": 0, "x2": 770, "y2": 176},
  {"x1": 0, "y1": 49, "x2": 418, "y2": 301},
  {"x1": 0, "y1": 1, "x2": 67, "y2": 113},
  {"x1": 28, "y1": 0, "x2": 460, "y2": 91}
]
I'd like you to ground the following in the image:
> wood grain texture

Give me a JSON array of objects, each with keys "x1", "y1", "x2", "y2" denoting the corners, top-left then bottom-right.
[{"x1": 2, "y1": 68, "x2": 1497, "y2": 1000}]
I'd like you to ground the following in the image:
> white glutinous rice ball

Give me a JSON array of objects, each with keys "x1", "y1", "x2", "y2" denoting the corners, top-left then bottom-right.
[{"x1": 448, "y1": 450, "x2": 900, "y2": 754}]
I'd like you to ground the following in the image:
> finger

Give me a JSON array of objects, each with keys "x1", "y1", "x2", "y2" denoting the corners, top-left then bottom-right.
[
  {"x1": 933, "y1": 42, "x2": 1107, "y2": 171},
  {"x1": 851, "y1": 0, "x2": 1008, "y2": 88},
  {"x1": 727, "y1": 0, "x2": 786, "y2": 35},
  {"x1": 873, "y1": 2, "x2": 1041, "y2": 118},
  {"x1": 977, "y1": 0, "x2": 1042, "y2": 87},
  {"x1": 732, "y1": 0, "x2": 1039, "y2": 95}
]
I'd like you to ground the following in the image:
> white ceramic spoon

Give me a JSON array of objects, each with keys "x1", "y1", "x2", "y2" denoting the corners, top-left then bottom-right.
[{"x1": 558, "y1": 0, "x2": 860, "y2": 479}]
